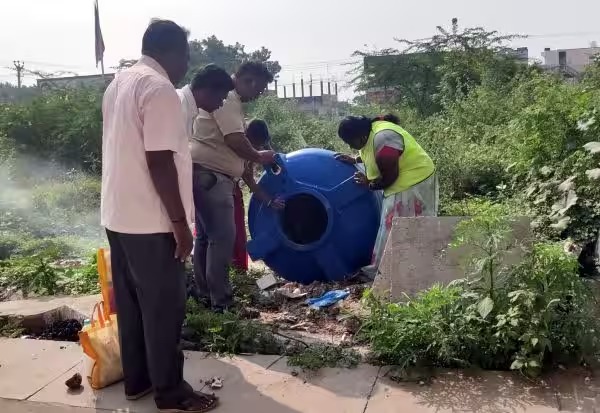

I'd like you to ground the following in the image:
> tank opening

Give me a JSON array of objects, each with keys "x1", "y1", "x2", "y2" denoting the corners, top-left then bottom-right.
[{"x1": 280, "y1": 193, "x2": 328, "y2": 245}]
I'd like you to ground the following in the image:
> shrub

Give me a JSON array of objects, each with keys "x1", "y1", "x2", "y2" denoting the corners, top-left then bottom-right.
[
  {"x1": 360, "y1": 214, "x2": 600, "y2": 377},
  {"x1": 0, "y1": 88, "x2": 103, "y2": 174},
  {"x1": 0, "y1": 252, "x2": 99, "y2": 299}
]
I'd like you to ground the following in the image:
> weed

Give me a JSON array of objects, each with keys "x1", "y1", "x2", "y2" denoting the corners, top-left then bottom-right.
[
  {"x1": 287, "y1": 344, "x2": 361, "y2": 371},
  {"x1": 183, "y1": 299, "x2": 282, "y2": 355},
  {"x1": 0, "y1": 316, "x2": 25, "y2": 338},
  {"x1": 0, "y1": 252, "x2": 99, "y2": 299}
]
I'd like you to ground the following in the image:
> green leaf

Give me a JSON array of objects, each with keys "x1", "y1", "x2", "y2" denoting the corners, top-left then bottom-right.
[
  {"x1": 531, "y1": 338, "x2": 539, "y2": 347},
  {"x1": 527, "y1": 360, "x2": 540, "y2": 368},
  {"x1": 477, "y1": 297, "x2": 494, "y2": 320}
]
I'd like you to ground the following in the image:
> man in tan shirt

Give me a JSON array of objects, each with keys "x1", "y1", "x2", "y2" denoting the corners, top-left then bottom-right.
[{"x1": 191, "y1": 62, "x2": 275, "y2": 311}]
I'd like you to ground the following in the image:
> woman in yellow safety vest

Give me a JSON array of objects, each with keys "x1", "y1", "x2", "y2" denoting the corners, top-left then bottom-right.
[{"x1": 335, "y1": 114, "x2": 438, "y2": 279}]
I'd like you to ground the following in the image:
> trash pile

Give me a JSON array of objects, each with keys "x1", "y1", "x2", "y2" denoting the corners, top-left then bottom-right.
[
  {"x1": 27, "y1": 319, "x2": 83, "y2": 342},
  {"x1": 253, "y1": 273, "x2": 367, "y2": 345}
]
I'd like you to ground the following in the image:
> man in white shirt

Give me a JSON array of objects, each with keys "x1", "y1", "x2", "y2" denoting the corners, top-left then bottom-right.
[
  {"x1": 101, "y1": 20, "x2": 218, "y2": 413},
  {"x1": 191, "y1": 62, "x2": 276, "y2": 312},
  {"x1": 177, "y1": 64, "x2": 235, "y2": 138}
]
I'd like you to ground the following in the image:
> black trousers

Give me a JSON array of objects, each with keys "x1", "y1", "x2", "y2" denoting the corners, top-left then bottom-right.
[{"x1": 106, "y1": 229, "x2": 188, "y2": 403}]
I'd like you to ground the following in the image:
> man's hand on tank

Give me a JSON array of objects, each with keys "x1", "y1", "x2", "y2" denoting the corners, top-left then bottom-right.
[
  {"x1": 334, "y1": 153, "x2": 357, "y2": 165},
  {"x1": 353, "y1": 171, "x2": 369, "y2": 186},
  {"x1": 258, "y1": 150, "x2": 276, "y2": 165},
  {"x1": 268, "y1": 197, "x2": 285, "y2": 210}
]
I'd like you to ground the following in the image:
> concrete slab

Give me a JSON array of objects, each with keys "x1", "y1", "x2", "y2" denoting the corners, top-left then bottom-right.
[
  {"x1": 0, "y1": 399, "x2": 99, "y2": 413},
  {"x1": 365, "y1": 368, "x2": 559, "y2": 413},
  {"x1": 374, "y1": 217, "x2": 532, "y2": 301},
  {"x1": 0, "y1": 339, "x2": 81, "y2": 401},
  {"x1": 264, "y1": 357, "x2": 379, "y2": 413},
  {"x1": 30, "y1": 352, "x2": 293, "y2": 412},
  {"x1": 0, "y1": 295, "x2": 100, "y2": 318},
  {"x1": 29, "y1": 361, "x2": 156, "y2": 412},
  {"x1": 182, "y1": 354, "x2": 302, "y2": 413},
  {"x1": 545, "y1": 368, "x2": 600, "y2": 412}
]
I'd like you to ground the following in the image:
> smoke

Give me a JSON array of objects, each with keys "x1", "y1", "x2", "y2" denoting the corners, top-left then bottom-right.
[{"x1": 0, "y1": 154, "x2": 104, "y2": 257}]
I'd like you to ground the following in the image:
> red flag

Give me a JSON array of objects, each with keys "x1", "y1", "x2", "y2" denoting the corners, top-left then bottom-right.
[{"x1": 94, "y1": 0, "x2": 105, "y2": 69}]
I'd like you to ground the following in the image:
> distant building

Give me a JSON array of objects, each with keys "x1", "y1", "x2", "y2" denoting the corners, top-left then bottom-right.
[
  {"x1": 280, "y1": 95, "x2": 340, "y2": 116},
  {"x1": 542, "y1": 47, "x2": 600, "y2": 78},
  {"x1": 506, "y1": 47, "x2": 529, "y2": 63},
  {"x1": 37, "y1": 73, "x2": 114, "y2": 91},
  {"x1": 365, "y1": 87, "x2": 400, "y2": 106},
  {"x1": 276, "y1": 80, "x2": 340, "y2": 116}
]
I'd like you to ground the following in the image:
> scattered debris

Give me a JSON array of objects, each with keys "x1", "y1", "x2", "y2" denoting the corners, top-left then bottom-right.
[
  {"x1": 387, "y1": 366, "x2": 435, "y2": 386},
  {"x1": 204, "y1": 377, "x2": 223, "y2": 390},
  {"x1": 29, "y1": 319, "x2": 82, "y2": 342},
  {"x1": 289, "y1": 322, "x2": 310, "y2": 331},
  {"x1": 306, "y1": 290, "x2": 350, "y2": 309},
  {"x1": 256, "y1": 273, "x2": 279, "y2": 290},
  {"x1": 65, "y1": 373, "x2": 83, "y2": 390},
  {"x1": 238, "y1": 307, "x2": 260, "y2": 319},
  {"x1": 275, "y1": 287, "x2": 307, "y2": 299}
]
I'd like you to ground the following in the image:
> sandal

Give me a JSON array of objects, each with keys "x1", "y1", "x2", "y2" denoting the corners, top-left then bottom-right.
[{"x1": 157, "y1": 392, "x2": 219, "y2": 413}]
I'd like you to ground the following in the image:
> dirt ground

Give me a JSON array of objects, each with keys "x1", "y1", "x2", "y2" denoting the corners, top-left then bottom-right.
[{"x1": 237, "y1": 263, "x2": 370, "y2": 348}]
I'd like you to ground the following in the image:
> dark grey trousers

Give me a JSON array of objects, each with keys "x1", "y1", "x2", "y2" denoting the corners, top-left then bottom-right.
[
  {"x1": 106, "y1": 229, "x2": 188, "y2": 404},
  {"x1": 192, "y1": 166, "x2": 235, "y2": 310}
]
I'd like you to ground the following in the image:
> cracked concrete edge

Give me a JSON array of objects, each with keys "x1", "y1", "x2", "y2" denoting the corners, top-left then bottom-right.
[
  {"x1": 264, "y1": 355, "x2": 286, "y2": 370},
  {"x1": 24, "y1": 360, "x2": 83, "y2": 401},
  {"x1": 361, "y1": 366, "x2": 383, "y2": 413}
]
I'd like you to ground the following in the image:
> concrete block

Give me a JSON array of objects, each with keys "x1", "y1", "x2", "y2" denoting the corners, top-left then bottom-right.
[{"x1": 373, "y1": 216, "x2": 532, "y2": 301}]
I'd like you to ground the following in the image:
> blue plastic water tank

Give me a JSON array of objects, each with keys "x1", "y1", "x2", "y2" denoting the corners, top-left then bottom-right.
[{"x1": 247, "y1": 148, "x2": 381, "y2": 284}]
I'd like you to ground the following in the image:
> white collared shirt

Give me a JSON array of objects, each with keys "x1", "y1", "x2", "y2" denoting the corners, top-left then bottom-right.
[
  {"x1": 177, "y1": 84, "x2": 198, "y2": 139},
  {"x1": 101, "y1": 56, "x2": 193, "y2": 234}
]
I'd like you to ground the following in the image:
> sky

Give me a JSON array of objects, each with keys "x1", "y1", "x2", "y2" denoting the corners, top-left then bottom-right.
[{"x1": 1, "y1": 0, "x2": 600, "y2": 100}]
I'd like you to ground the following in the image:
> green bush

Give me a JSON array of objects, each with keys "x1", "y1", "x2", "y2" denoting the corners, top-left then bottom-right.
[
  {"x1": 440, "y1": 196, "x2": 526, "y2": 217},
  {"x1": 360, "y1": 215, "x2": 600, "y2": 376},
  {"x1": 0, "y1": 252, "x2": 99, "y2": 299},
  {"x1": 248, "y1": 96, "x2": 343, "y2": 154},
  {"x1": 0, "y1": 88, "x2": 102, "y2": 174},
  {"x1": 183, "y1": 299, "x2": 281, "y2": 355},
  {"x1": 31, "y1": 174, "x2": 101, "y2": 214},
  {"x1": 0, "y1": 233, "x2": 84, "y2": 261}
]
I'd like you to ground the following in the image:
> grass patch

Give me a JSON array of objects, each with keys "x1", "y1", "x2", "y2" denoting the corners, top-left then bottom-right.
[
  {"x1": 287, "y1": 344, "x2": 361, "y2": 371},
  {"x1": 0, "y1": 252, "x2": 99, "y2": 299},
  {"x1": 183, "y1": 298, "x2": 282, "y2": 355}
]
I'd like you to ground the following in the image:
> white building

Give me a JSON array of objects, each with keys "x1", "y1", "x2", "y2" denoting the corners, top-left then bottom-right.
[{"x1": 542, "y1": 47, "x2": 600, "y2": 76}]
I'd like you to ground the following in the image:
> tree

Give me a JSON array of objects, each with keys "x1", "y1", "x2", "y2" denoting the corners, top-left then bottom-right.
[
  {"x1": 186, "y1": 35, "x2": 280, "y2": 82},
  {"x1": 118, "y1": 35, "x2": 281, "y2": 82},
  {"x1": 353, "y1": 19, "x2": 526, "y2": 116}
]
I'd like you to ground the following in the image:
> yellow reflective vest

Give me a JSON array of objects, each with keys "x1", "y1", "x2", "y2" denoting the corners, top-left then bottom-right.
[{"x1": 358, "y1": 120, "x2": 434, "y2": 197}]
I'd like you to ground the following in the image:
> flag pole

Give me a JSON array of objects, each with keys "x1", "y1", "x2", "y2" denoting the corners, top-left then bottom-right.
[{"x1": 94, "y1": 0, "x2": 105, "y2": 81}]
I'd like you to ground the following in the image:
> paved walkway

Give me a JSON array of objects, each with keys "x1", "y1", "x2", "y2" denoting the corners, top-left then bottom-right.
[{"x1": 1, "y1": 338, "x2": 599, "y2": 412}]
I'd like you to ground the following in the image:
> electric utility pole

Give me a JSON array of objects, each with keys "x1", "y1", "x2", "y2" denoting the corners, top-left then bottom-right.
[{"x1": 13, "y1": 61, "x2": 25, "y2": 88}]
